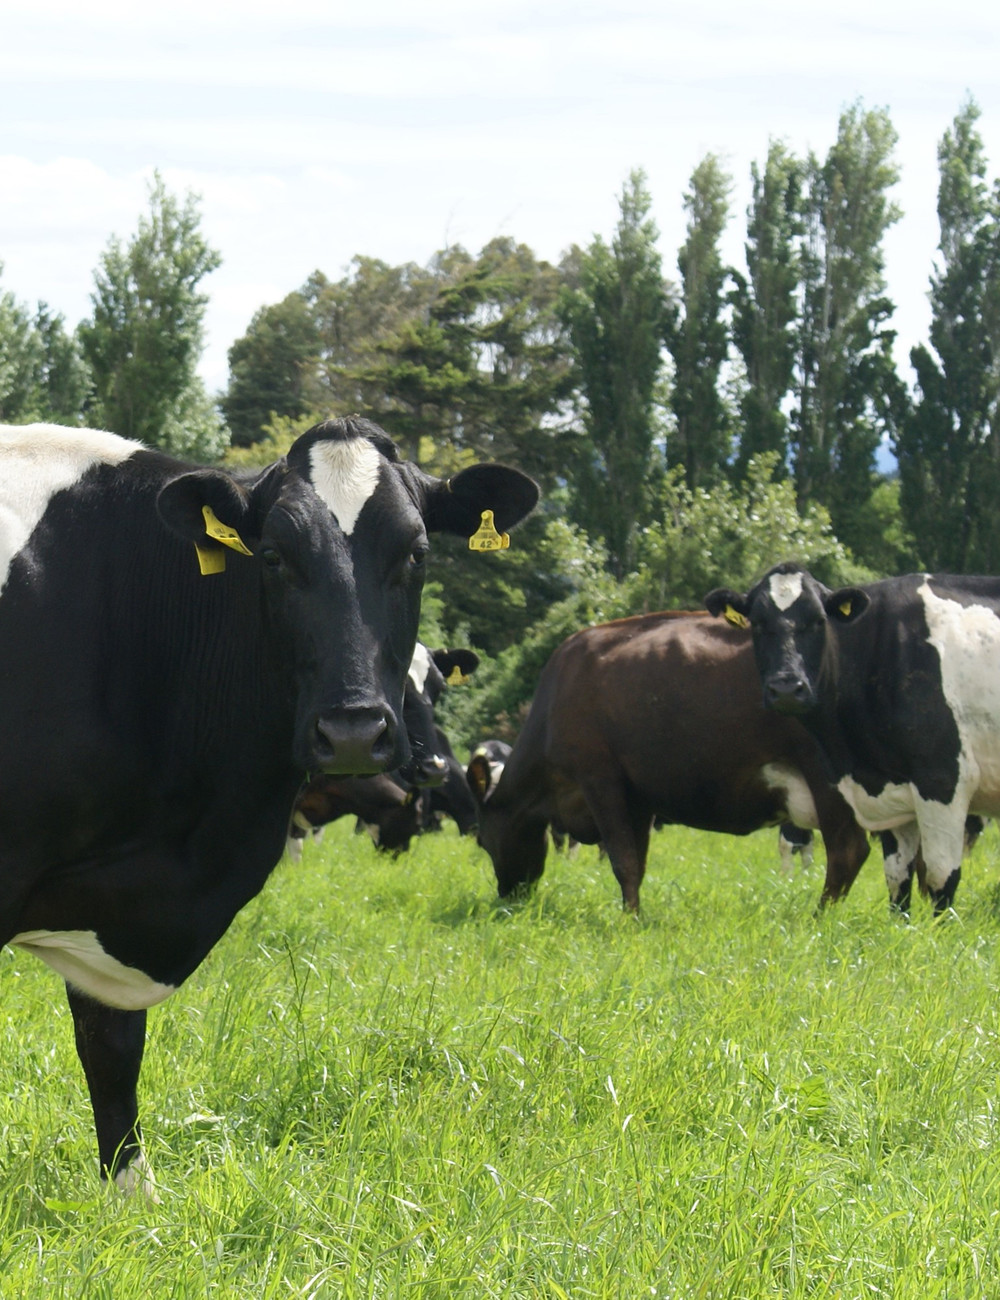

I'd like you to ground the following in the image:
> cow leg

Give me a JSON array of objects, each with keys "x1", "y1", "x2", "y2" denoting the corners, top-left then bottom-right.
[
  {"x1": 880, "y1": 823, "x2": 922, "y2": 914},
  {"x1": 65, "y1": 984, "x2": 154, "y2": 1198},
  {"x1": 914, "y1": 804, "x2": 966, "y2": 915},
  {"x1": 582, "y1": 783, "x2": 650, "y2": 913}
]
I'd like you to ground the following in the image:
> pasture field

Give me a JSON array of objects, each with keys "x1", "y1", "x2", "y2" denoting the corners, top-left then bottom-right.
[{"x1": 4, "y1": 822, "x2": 1000, "y2": 1298}]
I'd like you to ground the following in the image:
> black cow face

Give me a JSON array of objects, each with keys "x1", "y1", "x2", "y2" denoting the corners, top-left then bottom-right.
[
  {"x1": 705, "y1": 563, "x2": 870, "y2": 716},
  {"x1": 157, "y1": 416, "x2": 537, "y2": 776}
]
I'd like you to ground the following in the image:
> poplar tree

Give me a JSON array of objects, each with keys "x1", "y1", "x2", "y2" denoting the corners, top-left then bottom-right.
[
  {"x1": 730, "y1": 142, "x2": 802, "y2": 479},
  {"x1": 562, "y1": 169, "x2": 666, "y2": 578},
  {"x1": 792, "y1": 103, "x2": 903, "y2": 553},
  {"x1": 665, "y1": 153, "x2": 733, "y2": 489},
  {"x1": 896, "y1": 98, "x2": 1000, "y2": 571}
]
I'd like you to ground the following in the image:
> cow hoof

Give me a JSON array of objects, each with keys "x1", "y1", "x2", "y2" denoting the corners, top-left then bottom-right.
[{"x1": 113, "y1": 1152, "x2": 160, "y2": 1203}]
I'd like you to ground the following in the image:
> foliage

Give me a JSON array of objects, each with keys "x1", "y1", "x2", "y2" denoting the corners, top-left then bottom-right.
[
  {"x1": 0, "y1": 267, "x2": 89, "y2": 424},
  {"x1": 436, "y1": 517, "x2": 621, "y2": 750},
  {"x1": 730, "y1": 141, "x2": 802, "y2": 479},
  {"x1": 6, "y1": 820, "x2": 1000, "y2": 1296},
  {"x1": 665, "y1": 153, "x2": 734, "y2": 490},
  {"x1": 561, "y1": 170, "x2": 668, "y2": 578},
  {"x1": 78, "y1": 173, "x2": 226, "y2": 460},
  {"x1": 792, "y1": 103, "x2": 905, "y2": 555},
  {"x1": 627, "y1": 452, "x2": 869, "y2": 614},
  {"x1": 895, "y1": 97, "x2": 1000, "y2": 571},
  {"x1": 220, "y1": 293, "x2": 319, "y2": 446}
]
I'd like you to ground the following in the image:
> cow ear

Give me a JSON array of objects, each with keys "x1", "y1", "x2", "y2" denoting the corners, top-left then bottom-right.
[
  {"x1": 466, "y1": 753, "x2": 493, "y2": 804},
  {"x1": 422, "y1": 464, "x2": 539, "y2": 539},
  {"x1": 705, "y1": 587, "x2": 750, "y2": 628},
  {"x1": 433, "y1": 648, "x2": 480, "y2": 683},
  {"x1": 824, "y1": 587, "x2": 870, "y2": 623},
  {"x1": 157, "y1": 471, "x2": 255, "y2": 573}
]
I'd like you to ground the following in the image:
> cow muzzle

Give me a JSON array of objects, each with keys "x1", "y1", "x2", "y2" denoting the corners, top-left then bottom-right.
[
  {"x1": 763, "y1": 672, "x2": 814, "y2": 715},
  {"x1": 312, "y1": 707, "x2": 399, "y2": 774}
]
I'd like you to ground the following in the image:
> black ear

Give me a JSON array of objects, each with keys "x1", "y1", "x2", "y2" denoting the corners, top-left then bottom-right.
[
  {"x1": 466, "y1": 753, "x2": 493, "y2": 804},
  {"x1": 433, "y1": 648, "x2": 480, "y2": 680},
  {"x1": 157, "y1": 470, "x2": 253, "y2": 546},
  {"x1": 422, "y1": 464, "x2": 539, "y2": 537},
  {"x1": 705, "y1": 587, "x2": 750, "y2": 626},
  {"x1": 824, "y1": 587, "x2": 871, "y2": 624}
]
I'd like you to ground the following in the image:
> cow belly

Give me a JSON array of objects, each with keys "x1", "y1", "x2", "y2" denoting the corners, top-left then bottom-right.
[
  {"x1": 761, "y1": 764, "x2": 818, "y2": 829},
  {"x1": 836, "y1": 776, "x2": 916, "y2": 831},
  {"x1": 10, "y1": 930, "x2": 175, "y2": 1010}
]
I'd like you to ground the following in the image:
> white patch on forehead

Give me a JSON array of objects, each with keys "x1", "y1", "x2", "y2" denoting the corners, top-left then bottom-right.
[
  {"x1": 407, "y1": 642, "x2": 432, "y2": 694},
  {"x1": 308, "y1": 437, "x2": 382, "y2": 536},
  {"x1": 1, "y1": 423, "x2": 141, "y2": 595},
  {"x1": 768, "y1": 571, "x2": 804, "y2": 611},
  {"x1": 11, "y1": 929, "x2": 175, "y2": 1011}
]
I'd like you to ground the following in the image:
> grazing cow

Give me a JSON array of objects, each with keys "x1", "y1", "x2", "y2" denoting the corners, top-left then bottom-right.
[
  {"x1": 289, "y1": 773, "x2": 421, "y2": 857},
  {"x1": 465, "y1": 611, "x2": 869, "y2": 913},
  {"x1": 0, "y1": 417, "x2": 537, "y2": 1193},
  {"x1": 705, "y1": 563, "x2": 1000, "y2": 913}
]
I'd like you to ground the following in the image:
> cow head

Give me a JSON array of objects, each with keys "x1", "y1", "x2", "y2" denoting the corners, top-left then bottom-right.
[
  {"x1": 156, "y1": 416, "x2": 537, "y2": 775},
  {"x1": 705, "y1": 563, "x2": 870, "y2": 715},
  {"x1": 397, "y1": 644, "x2": 481, "y2": 787}
]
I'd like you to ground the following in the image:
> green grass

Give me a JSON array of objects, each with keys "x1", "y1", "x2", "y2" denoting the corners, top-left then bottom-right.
[{"x1": 4, "y1": 820, "x2": 1000, "y2": 1297}]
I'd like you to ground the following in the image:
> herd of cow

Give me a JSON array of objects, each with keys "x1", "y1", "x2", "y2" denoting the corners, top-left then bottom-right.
[{"x1": 3, "y1": 417, "x2": 1000, "y2": 1197}]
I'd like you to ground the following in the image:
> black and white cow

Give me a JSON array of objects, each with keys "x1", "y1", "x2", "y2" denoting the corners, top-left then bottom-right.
[
  {"x1": 0, "y1": 417, "x2": 537, "y2": 1194},
  {"x1": 706, "y1": 563, "x2": 1000, "y2": 914}
]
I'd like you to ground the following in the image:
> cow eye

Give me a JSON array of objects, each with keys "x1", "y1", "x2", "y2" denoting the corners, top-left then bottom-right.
[
  {"x1": 261, "y1": 547, "x2": 282, "y2": 570},
  {"x1": 408, "y1": 544, "x2": 429, "y2": 570}
]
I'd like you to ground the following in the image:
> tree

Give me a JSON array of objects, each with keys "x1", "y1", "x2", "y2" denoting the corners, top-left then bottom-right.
[
  {"x1": 0, "y1": 264, "x2": 89, "y2": 424},
  {"x1": 730, "y1": 142, "x2": 802, "y2": 479},
  {"x1": 221, "y1": 293, "x2": 319, "y2": 445},
  {"x1": 628, "y1": 452, "x2": 868, "y2": 615},
  {"x1": 896, "y1": 98, "x2": 1000, "y2": 571},
  {"x1": 79, "y1": 173, "x2": 226, "y2": 459},
  {"x1": 562, "y1": 169, "x2": 667, "y2": 578},
  {"x1": 792, "y1": 103, "x2": 903, "y2": 554},
  {"x1": 335, "y1": 241, "x2": 574, "y2": 483},
  {"x1": 665, "y1": 154, "x2": 733, "y2": 490}
]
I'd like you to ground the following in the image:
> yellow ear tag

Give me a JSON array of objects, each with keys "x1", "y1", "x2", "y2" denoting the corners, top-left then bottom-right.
[
  {"x1": 839, "y1": 600, "x2": 852, "y2": 617},
  {"x1": 725, "y1": 604, "x2": 750, "y2": 630},
  {"x1": 203, "y1": 504, "x2": 252, "y2": 555},
  {"x1": 194, "y1": 504, "x2": 253, "y2": 575},
  {"x1": 447, "y1": 665, "x2": 470, "y2": 686},
  {"x1": 468, "y1": 509, "x2": 510, "y2": 552}
]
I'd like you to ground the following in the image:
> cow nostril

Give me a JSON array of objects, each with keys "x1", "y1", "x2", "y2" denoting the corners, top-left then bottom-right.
[{"x1": 314, "y1": 708, "x2": 396, "y2": 774}]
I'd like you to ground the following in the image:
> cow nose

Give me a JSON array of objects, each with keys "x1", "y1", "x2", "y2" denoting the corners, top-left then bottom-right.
[
  {"x1": 314, "y1": 708, "x2": 396, "y2": 773},
  {"x1": 764, "y1": 673, "x2": 812, "y2": 714}
]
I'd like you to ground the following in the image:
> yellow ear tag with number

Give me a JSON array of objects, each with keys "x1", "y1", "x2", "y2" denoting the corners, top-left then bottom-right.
[
  {"x1": 468, "y1": 510, "x2": 510, "y2": 552},
  {"x1": 447, "y1": 665, "x2": 470, "y2": 686},
  {"x1": 194, "y1": 504, "x2": 253, "y2": 575},
  {"x1": 725, "y1": 604, "x2": 750, "y2": 630}
]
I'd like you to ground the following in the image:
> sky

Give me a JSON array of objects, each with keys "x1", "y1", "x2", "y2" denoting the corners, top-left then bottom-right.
[{"x1": 3, "y1": 0, "x2": 999, "y2": 399}]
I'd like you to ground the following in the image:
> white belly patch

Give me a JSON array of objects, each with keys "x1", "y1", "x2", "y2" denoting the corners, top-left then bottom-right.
[
  {"x1": 10, "y1": 930, "x2": 175, "y2": 1011},
  {"x1": 761, "y1": 763, "x2": 819, "y2": 828}
]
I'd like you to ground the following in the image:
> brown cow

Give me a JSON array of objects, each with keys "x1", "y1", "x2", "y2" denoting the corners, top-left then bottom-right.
[{"x1": 466, "y1": 611, "x2": 869, "y2": 912}]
